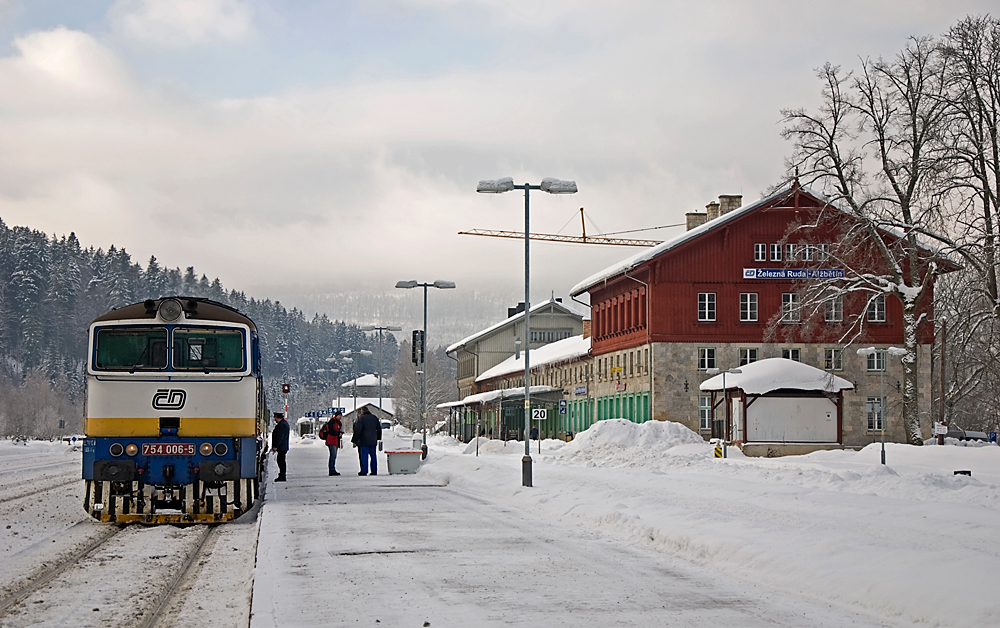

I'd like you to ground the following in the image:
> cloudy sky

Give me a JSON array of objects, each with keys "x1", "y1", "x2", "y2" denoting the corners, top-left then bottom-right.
[{"x1": 0, "y1": 0, "x2": 994, "y2": 307}]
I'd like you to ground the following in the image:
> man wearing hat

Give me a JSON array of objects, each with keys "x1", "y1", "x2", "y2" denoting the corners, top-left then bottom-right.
[
  {"x1": 272, "y1": 412, "x2": 290, "y2": 482},
  {"x1": 319, "y1": 411, "x2": 344, "y2": 476}
]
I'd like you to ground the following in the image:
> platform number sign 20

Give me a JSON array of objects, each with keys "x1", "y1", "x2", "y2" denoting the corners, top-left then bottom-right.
[{"x1": 531, "y1": 408, "x2": 548, "y2": 421}]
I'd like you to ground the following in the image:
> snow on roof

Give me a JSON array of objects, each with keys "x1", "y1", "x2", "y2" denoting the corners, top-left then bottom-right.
[
  {"x1": 699, "y1": 358, "x2": 853, "y2": 395},
  {"x1": 476, "y1": 335, "x2": 590, "y2": 383},
  {"x1": 445, "y1": 298, "x2": 585, "y2": 354},
  {"x1": 570, "y1": 185, "x2": 798, "y2": 297},
  {"x1": 570, "y1": 182, "x2": 958, "y2": 297},
  {"x1": 341, "y1": 373, "x2": 389, "y2": 388},
  {"x1": 436, "y1": 385, "x2": 561, "y2": 408}
]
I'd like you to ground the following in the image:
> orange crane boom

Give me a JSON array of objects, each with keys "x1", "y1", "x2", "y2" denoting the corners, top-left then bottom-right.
[{"x1": 459, "y1": 208, "x2": 667, "y2": 248}]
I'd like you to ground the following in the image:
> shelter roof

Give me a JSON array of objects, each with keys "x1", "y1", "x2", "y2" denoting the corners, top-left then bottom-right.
[
  {"x1": 436, "y1": 385, "x2": 561, "y2": 408},
  {"x1": 699, "y1": 358, "x2": 854, "y2": 395}
]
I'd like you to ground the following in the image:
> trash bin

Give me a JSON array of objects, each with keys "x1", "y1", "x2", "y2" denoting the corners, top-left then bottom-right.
[
  {"x1": 412, "y1": 436, "x2": 423, "y2": 450},
  {"x1": 386, "y1": 450, "x2": 423, "y2": 475}
]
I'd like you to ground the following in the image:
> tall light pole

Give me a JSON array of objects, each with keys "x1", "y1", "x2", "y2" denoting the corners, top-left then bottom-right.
[
  {"x1": 339, "y1": 349, "x2": 373, "y2": 415},
  {"x1": 706, "y1": 367, "x2": 742, "y2": 458},
  {"x1": 396, "y1": 279, "x2": 456, "y2": 459},
  {"x1": 361, "y1": 324, "x2": 402, "y2": 411},
  {"x1": 477, "y1": 177, "x2": 578, "y2": 487},
  {"x1": 857, "y1": 347, "x2": 907, "y2": 464}
]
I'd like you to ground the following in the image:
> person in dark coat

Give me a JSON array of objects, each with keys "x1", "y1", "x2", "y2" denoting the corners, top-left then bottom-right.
[
  {"x1": 352, "y1": 406, "x2": 382, "y2": 476},
  {"x1": 271, "y1": 412, "x2": 290, "y2": 482},
  {"x1": 320, "y1": 411, "x2": 344, "y2": 476}
]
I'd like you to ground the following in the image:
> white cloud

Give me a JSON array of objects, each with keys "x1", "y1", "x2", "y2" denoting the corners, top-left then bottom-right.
[{"x1": 110, "y1": 0, "x2": 254, "y2": 47}]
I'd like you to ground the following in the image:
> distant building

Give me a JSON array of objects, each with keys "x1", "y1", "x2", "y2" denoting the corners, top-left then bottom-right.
[{"x1": 446, "y1": 298, "x2": 585, "y2": 400}]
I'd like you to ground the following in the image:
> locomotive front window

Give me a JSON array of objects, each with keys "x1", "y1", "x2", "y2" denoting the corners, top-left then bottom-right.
[
  {"x1": 173, "y1": 328, "x2": 246, "y2": 371},
  {"x1": 95, "y1": 328, "x2": 168, "y2": 370}
]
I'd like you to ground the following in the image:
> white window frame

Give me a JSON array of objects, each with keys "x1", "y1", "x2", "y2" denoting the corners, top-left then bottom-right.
[
  {"x1": 770, "y1": 243, "x2": 782, "y2": 261},
  {"x1": 698, "y1": 347, "x2": 716, "y2": 371},
  {"x1": 754, "y1": 243, "x2": 767, "y2": 261},
  {"x1": 740, "y1": 293, "x2": 758, "y2": 322},
  {"x1": 824, "y1": 296, "x2": 843, "y2": 322},
  {"x1": 698, "y1": 293, "x2": 716, "y2": 322},
  {"x1": 824, "y1": 348, "x2": 843, "y2": 371},
  {"x1": 739, "y1": 348, "x2": 758, "y2": 366},
  {"x1": 867, "y1": 396, "x2": 885, "y2": 431},
  {"x1": 782, "y1": 348, "x2": 801, "y2": 362},
  {"x1": 867, "y1": 294, "x2": 886, "y2": 322},
  {"x1": 867, "y1": 350, "x2": 886, "y2": 372},
  {"x1": 818, "y1": 243, "x2": 830, "y2": 261},
  {"x1": 698, "y1": 395, "x2": 712, "y2": 431},
  {"x1": 782, "y1": 293, "x2": 800, "y2": 322},
  {"x1": 786, "y1": 243, "x2": 798, "y2": 261},
  {"x1": 803, "y1": 244, "x2": 816, "y2": 261}
]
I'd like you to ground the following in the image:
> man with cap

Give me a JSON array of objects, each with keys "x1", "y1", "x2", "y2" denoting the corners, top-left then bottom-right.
[
  {"x1": 320, "y1": 410, "x2": 344, "y2": 476},
  {"x1": 271, "y1": 412, "x2": 290, "y2": 482}
]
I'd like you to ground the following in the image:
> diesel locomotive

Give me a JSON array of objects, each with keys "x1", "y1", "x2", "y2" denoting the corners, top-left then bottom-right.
[{"x1": 82, "y1": 297, "x2": 268, "y2": 523}]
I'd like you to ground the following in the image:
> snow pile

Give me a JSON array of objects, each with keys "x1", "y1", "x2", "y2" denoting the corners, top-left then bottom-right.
[
  {"x1": 461, "y1": 437, "x2": 565, "y2": 456},
  {"x1": 554, "y1": 418, "x2": 708, "y2": 468}
]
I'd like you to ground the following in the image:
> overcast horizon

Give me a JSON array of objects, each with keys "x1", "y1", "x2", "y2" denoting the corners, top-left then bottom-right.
[{"x1": 1, "y1": 0, "x2": 995, "y2": 315}]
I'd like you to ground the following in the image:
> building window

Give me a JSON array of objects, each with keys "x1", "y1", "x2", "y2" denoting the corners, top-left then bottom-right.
[
  {"x1": 739, "y1": 348, "x2": 758, "y2": 366},
  {"x1": 740, "y1": 293, "x2": 758, "y2": 322},
  {"x1": 699, "y1": 396, "x2": 712, "y2": 431},
  {"x1": 786, "y1": 243, "x2": 798, "y2": 261},
  {"x1": 698, "y1": 293, "x2": 716, "y2": 322},
  {"x1": 818, "y1": 243, "x2": 830, "y2": 261},
  {"x1": 867, "y1": 350, "x2": 886, "y2": 372},
  {"x1": 803, "y1": 244, "x2": 816, "y2": 261},
  {"x1": 782, "y1": 293, "x2": 800, "y2": 322},
  {"x1": 698, "y1": 347, "x2": 716, "y2": 371},
  {"x1": 824, "y1": 297, "x2": 843, "y2": 322},
  {"x1": 867, "y1": 294, "x2": 886, "y2": 322},
  {"x1": 782, "y1": 348, "x2": 801, "y2": 362},
  {"x1": 866, "y1": 397, "x2": 884, "y2": 431},
  {"x1": 770, "y1": 243, "x2": 782, "y2": 261},
  {"x1": 824, "y1": 348, "x2": 843, "y2": 371},
  {"x1": 754, "y1": 243, "x2": 767, "y2": 261}
]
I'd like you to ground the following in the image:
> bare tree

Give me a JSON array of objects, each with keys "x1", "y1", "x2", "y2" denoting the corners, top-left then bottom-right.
[
  {"x1": 392, "y1": 341, "x2": 457, "y2": 430},
  {"x1": 781, "y1": 38, "x2": 955, "y2": 444}
]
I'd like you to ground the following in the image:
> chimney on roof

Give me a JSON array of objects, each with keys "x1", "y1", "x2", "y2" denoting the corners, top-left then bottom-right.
[
  {"x1": 686, "y1": 212, "x2": 708, "y2": 231},
  {"x1": 719, "y1": 194, "x2": 743, "y2": 215},
  {"x1": 507, "y1": 302, "x2": 525, "y2": 318},
  {"x1": 706, "y1": 201, "x2": 720, "y2": 221},
  {"x1": 582, "y1": 319, "x2": 591, "y2": 339}
]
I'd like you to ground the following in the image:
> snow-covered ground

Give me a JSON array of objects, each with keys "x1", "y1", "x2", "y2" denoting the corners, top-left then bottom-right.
[
  {"x1": 420, "y1": 421, "x2": 1000, "y2": 628},
  {"x1": 2, "y1": 420, "x2": 997, "y2": 627}
]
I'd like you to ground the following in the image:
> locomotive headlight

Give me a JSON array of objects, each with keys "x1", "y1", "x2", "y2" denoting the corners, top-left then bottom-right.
[
  {"x1": 214, "y1": 442, "x2": 228, "y2": 456},
  {"x1": 125, "y1": 443, "x2": 139, "y2": 457},
  {"x1": 109, "y1": 443, "x2": 124, "y2": 457},
  {"x1": 157, "y1": 298, "x2": 183, "y2": 322},
  {"x1": 200, "y1": 442, "x2": 214, "y2": 456}
]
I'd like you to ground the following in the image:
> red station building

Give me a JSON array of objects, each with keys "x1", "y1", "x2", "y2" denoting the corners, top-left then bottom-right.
[{"x1": 569, "y1": 181, "x2": 942, "y2": 453}]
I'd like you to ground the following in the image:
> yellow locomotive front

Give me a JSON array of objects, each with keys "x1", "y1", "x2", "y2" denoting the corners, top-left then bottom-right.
[{"x1": 82, "y1": 297, "x2": 267, "y2": 523}]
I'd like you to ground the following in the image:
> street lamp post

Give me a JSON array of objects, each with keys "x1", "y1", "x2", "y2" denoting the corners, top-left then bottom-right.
[
  {"x1": 706, "y1": 367, "x2": 742, "y2": 458},
  {"x1": 361, "y1": 324, "x2": 403, "y2": 411},
  {"x1": 857, "y1": 347, "x2": 907, "y2": 464},
  {"x1": 395, "y1": 280, "x2": 456, "y2": 459},
  {"x1": 339, "y1": 349, "x2": 373, "y2": 415},
  {"x1": 477, "y1": 177, "x2": 578, "y2": 487}
]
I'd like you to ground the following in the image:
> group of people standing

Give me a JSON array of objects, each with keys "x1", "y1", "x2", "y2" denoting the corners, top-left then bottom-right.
[{"x1": 269, "y1": 406, "x2": 383, "y2": 481}]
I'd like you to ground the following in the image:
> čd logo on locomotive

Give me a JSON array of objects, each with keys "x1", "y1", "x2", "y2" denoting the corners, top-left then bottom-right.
[{"x1": 151, "y1": 388, "x2": 187, "y2": 410}]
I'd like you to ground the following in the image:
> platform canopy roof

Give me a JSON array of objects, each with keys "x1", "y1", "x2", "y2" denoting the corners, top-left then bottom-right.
[{"x1": 700, "y1": 358, "x2": 853, "y2": 395}]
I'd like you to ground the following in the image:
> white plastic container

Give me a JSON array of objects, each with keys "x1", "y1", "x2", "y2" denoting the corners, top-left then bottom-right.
[{"x1": 386, "y1": 450, "x2": 422, "y2": 475}]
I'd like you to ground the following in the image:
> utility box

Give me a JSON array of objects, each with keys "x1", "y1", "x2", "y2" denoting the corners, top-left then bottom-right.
[{"x1": 386, "y1": 450, "x2": 422, "y2": 475}]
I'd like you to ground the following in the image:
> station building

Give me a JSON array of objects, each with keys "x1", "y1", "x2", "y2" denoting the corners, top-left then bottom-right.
[{"x1": 569, "y1": 182, "x2": 943, "y2": 451}]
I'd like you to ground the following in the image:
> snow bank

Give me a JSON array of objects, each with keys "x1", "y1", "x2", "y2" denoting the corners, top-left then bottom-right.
[{"x1": 554, "y1": 418, "x2": 709, "y2": 467}]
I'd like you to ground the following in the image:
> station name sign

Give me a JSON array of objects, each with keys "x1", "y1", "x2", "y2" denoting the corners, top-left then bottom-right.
[{"x1": 743, "y1": 268, "x2": 845, "y2": 280}]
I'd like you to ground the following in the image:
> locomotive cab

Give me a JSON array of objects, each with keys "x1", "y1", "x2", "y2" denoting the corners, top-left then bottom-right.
[{"x1": 83, "y1": 298, "x2": 267, "y2": 524}]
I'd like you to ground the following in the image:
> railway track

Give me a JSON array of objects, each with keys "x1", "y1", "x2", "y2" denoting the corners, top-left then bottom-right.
[
  {"x1": 0, "y1": 523, "x2": 223, "y2": 628},
  {"x1": 0, "y1": 478, "x2": 79, "y2": 506}
]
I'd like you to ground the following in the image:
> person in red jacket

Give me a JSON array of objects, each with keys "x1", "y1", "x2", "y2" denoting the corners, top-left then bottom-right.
[{"x1": 319, "y1": 411, "x2": 344, "y2": 476}]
